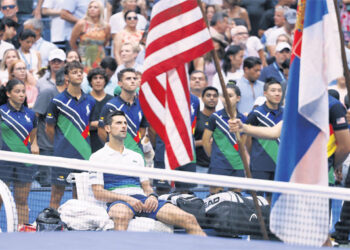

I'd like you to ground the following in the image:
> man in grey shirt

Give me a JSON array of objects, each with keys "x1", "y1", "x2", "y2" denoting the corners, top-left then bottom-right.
[{"x1": 32, "y1": 67, "x2": 67, "y2": 186}]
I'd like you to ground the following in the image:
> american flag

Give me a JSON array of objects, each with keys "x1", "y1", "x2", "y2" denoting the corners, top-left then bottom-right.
[{"x1": 139, "y1": 0, "x2": 213, "y2": 169}]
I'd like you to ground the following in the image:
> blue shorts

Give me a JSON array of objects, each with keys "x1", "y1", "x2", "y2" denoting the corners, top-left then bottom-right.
[
  {"x1": 208, "y1": 167, "x2": 245, "y2": 177},
  {"x1": 107, "y1": 194, "x2": 169, "y2": 220},
  {"x1": 0, "y1": 161, "x2": 36, "y2": 183}
]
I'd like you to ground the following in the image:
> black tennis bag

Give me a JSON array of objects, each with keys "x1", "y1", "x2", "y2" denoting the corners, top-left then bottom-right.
[
  {"x1": 159, "y1": 193, "x2": 206, "y2": 225},
  {"x1": 203, "y1": 191, "x2": 270, "y2": 236},
  {"x1": 36, "y1": 207, "x2": 67, "y2": 231}
]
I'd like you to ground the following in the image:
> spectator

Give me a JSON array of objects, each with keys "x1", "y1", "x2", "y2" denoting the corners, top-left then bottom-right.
[
  {"x1": 190, "y1": 70, "x2": 209, "y2": 109},
  {"x1": 24, "y1": 18, "x2": 57, "y2": 67},
  {"x1": 266, "y1": 7, "x2": 296, "y2": 56},
  {"x1": 45, "y1": 61, "x2": 95, "y2": 209},
  {"x1": 0, "y1": 0, "x2": 23, "y2": 48},
  {"x1": 259, "y1": 42, "x2": 291, "y2": 83},
  {"x1": 60, "y1": 0, "x2": 90, "y2": 48},
  {"x1": 41, "y1": 0, "x2": 66, "y2": 46},
  {"x1": 65, "y1": 49, "x2": 81, "y2": 63},
  {"x1": 113, "y1": 10, "x2": 144, "y2": 65},
  {"x1": 258, "y1": 0, "x2": 295, "y2": 37},
  {"x1": 202, "y1": 84, "x2": 247, "y2": 194},
  {"x1": 231, "y1": 25, "x2": 267, "y2": 66},
  {"x1": 0, "y1": 78, "x2": 38, "y2": 226},
  {"x1": 246, "y1": 78, "x2": 283, "y2": 200},
  {"x1": 206, "y1": 5, "x2": 216, "y2": 24},
  {"x1": 194, "y1": 33, "x2": 227, "y2": 86},
  {"x1": 32, "y1": 67, "x2": 67, "y2": 187},
  {"x1": 223, "y1": 0, "x2": 251, "y2": 32},
  {"x1": 194, "y1": 86, "x2": 219, "y2": 173},
  {"x1": 106, "y1": 0, "x2": 122, "y2": 22},
  {"x1": 0, "y1": 48, "x2": 19, "y2": 85},
  {"x1": 2, "y1": 18, "x2": 18, "y2": 44},
  {"x1": 8, "y1": 59, "x2": 38, "y2": 108},
  {"x1": 81, "y1": 56, "x2": 119, "y2": 96},
  {"x1": 17, "y1": 29, "x2": 41, "y2": 77},
  {"x1": 87, "y1": 68, "x2": 113, "y2": 153},
  {"x1": 98, "y1": 68, "x2": 147, "y2": 150},
  {"x1": 209, "y1": 12, "x2": 229, "y2": 44},
  {"x1": 240, "y1": 0, "x2": 275, "y2": 36},
  {"x1": 109, "y1": 0, "x2": 148, "y2": 37},
  {"x1": 212, "y1": 45, "x2": 244, "y2": 95},
  {"x1": 36, "y1": 48, "x2": 66, "y2": 93},
  {"x1": 0, "y1": 19, "x2": 15, "y2": 61},
  {"x1": 70, "y1": 0, "x2": 111, "y2": 74},
  {"x1": 237, "y1": 56, "x2": 264, "y2": 114},
  {"x1": 116, "y1": 42, "x2": 142, "y2": 73}
]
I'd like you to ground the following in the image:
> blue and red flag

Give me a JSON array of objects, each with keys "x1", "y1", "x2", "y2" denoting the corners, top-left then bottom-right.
[{"x1": 269, "y1": 0, "x2": 343, "y2": 246}]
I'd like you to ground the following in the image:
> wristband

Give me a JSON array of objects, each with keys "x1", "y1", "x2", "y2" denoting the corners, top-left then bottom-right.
[{"x1": 148, "y1": 192, "x2": 159, "y2": 199}]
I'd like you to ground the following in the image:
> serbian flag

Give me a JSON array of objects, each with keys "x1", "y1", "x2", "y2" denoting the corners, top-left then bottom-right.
[
  {"x1": 270, "y1": 0, "x2": 343, "y2": 246},
  {"x1": 139, "y1": 0, "x2": 213, "y2": 169}
]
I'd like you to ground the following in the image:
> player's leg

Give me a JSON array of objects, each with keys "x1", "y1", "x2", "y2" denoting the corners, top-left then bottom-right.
[
  {"x1": 13, "y1": 182, "x2": 31, "y2": 225},
  {"x1": 156, "y1": 203, "x2": 206, "y2": 236},
  {"x1": 108, "y1": 203, "x2": 134, "y2": 230}
]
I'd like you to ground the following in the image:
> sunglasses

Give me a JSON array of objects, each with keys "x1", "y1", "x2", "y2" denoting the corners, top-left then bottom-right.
[
  {"x1": 1, "y1": 4, "x2": 16, "y2": 10},
  {"x1": 127, "y1": 16, "x2": 138, "y2": 20}
]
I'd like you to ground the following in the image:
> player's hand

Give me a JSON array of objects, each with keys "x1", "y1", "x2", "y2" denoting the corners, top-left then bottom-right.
[
  {"x1": 143, "y1": 196, "x2": 158, "y2": 213},
  {"x1": 228, "y1": 118, "x2": 243, "y2": 133},
  {"x1": 126, "y1": 197, "x2": 144, "y2": 213},
  {"x1": 31, "y1": 144, "x2": 39, "y2": 155}
]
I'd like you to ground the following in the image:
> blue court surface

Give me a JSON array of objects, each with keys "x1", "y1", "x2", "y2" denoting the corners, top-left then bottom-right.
[{"x1": 0, "y1": 231, "x2": 321, "y2": 250}]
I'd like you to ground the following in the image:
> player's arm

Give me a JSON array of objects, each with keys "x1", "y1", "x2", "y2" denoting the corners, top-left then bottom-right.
[
  {"x1": 229, "y1": 119, "x2": 282, "y2": 139},
  {"x1": 141, "y1": 180, "x2": 158, "y2": 213},
  {"x1": 334, "y1": 128, "x2": 350, "y2": 169},
  {"x1": 202, "y1": 129, "x2": 213, "y2": 157}
]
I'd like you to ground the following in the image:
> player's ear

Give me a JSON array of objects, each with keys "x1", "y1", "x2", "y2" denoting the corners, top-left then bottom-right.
[{"x1": 104, "y1": 124, "x2": 111, "y2": 133}]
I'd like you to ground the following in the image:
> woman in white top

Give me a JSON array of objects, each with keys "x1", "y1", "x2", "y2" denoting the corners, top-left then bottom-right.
[
  {"x1": 18, "y1": 29, "x2": 41, "y2": 79},
  {"x1": 212, "y1": 45, "x2": 244, "y2": 95},
  {"x1": 0, "y1": 49, "x2": 20, "y2": 86}
]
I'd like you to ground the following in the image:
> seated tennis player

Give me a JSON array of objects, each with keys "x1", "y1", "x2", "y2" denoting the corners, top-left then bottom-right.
[{"x1": 89, "y1": 110, "x2": 205, "y2": 235}]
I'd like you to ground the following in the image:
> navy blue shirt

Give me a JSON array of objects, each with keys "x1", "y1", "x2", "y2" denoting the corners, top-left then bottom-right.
[
  {"x1": 205, "y1": 109, "x2": 246, "y2": 171},
  {"x1": 246, "y1": 103, "x2": 283, "y2": 172},
  {"x1": 259, "y1": 62, "x2": 286, "y2": 83},
  {"x1": 46, "y1": 89, "x2": 95, "y2": 160},
  {"x1": 0, "y1": 102, "x2": 37, "y2": 153},
  {"x1": 98, "y1": 95, "x2": 147, "y2": 144}
]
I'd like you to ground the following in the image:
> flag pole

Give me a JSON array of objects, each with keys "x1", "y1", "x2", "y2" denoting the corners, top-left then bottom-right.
[
  {"x1": 196, "y1": 0, "x2": 269, "y2": 240},
  {"x1": 333, "y1": 0, "x2": 350, "y2": 102}
]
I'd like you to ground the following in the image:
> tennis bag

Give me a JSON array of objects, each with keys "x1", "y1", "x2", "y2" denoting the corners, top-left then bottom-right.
[
  {"x1": 36, "y1": 207, "x2": 67, "y2": 231},
  {"x1": 159, "y1": 193, "x2": 206, "y2": 225},
  {"x1": 203, "y1": 191, "x2": 270, "y2": 236}
]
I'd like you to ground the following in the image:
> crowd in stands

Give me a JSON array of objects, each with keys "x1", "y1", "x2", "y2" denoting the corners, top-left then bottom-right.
[{"x1": 2, "y1": 0, "x2": 350, "y2": 238}]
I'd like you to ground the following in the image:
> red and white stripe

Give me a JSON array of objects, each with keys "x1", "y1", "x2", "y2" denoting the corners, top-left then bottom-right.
[{"x1": 140, "y1": 0, "x2": 213, "y2": 169}]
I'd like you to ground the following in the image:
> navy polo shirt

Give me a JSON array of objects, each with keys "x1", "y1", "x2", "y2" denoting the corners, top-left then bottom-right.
[
  {"x1": 46, "y1": 89, "x2": 95, "y2": 160},
  {"x1": 98, "y1": 95, "x2": 147, "y2": 144},
  {"x1": 205, "y1": 109, "x2": 246, "y2": 171},
  {"x1": 154, "y1": 94, "x2": 200, "y2": 165},
  {"x1": 246, "y1": 103, "x2": 283, "y2": 172},
  {"x1": 0, "y1": 102, "x2": 37, "y2": 153},
  {"x1": 259, "y1": 62, "x2": 286, "y2": 83}
]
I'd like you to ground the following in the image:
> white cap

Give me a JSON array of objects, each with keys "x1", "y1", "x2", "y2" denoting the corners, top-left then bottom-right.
[
  {"x1": 276, "y1": 42, "x2": 291, "y2": 52},
  {"x1": 48, "y1": 49, "x2": 66, "y2": 62}
]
